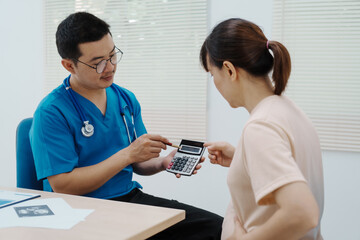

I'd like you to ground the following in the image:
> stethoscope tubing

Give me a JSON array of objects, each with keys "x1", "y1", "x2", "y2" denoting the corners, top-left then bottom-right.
[
  {"x1": 63, "y1": 75, "x2": 137, "y2": 143},
  {"x1": 63, "y1": 79, "x2": 87, "y2": 123}
]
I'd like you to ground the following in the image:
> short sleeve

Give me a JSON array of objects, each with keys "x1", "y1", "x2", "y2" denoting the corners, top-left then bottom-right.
[
  {"x1": 29, "y1": 106, "x2": 79, "y2": 180},
  {"x1": 243, "y1": 120, "x2": 306, "y2": 205}
]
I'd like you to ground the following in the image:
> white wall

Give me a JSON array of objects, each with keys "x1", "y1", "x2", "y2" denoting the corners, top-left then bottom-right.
[
  {"x1": 0, "y1": 0, "x2": 44, "y2": 187},
  {"x1": 1, "y1": 0, "x2": 359, "y2": 239}
]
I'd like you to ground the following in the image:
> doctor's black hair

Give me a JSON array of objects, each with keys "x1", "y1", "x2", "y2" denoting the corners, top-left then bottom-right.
[
  {"x1": 56, "y1": 12, "x2": 111, "y2": 62},
  {"x1": 200, "y1": 18, "x2": 291, "y2": 95}
]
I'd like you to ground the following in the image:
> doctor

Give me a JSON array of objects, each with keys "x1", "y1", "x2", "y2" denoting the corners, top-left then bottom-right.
[{"x1": 30, "y1": 12, "x2": 222, "y2": 239}]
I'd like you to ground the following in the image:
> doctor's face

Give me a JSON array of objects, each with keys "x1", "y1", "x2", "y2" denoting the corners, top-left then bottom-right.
[{"x1": 73, "y1": 33, "x2": 118, "y2": 90}]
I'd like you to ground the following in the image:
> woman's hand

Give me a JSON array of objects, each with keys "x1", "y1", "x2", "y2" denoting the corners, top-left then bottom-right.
[{"x1": 204, "y1": 141, "x2": 235, "y2": 167}]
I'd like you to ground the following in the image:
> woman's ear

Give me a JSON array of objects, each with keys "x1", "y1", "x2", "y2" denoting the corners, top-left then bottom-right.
[
  {"x1": 223, "y1": 61, "x2": 237, "y2": 81},
  {"x1": 61, "y1": 59, "x2": 76, "y2": 74}
]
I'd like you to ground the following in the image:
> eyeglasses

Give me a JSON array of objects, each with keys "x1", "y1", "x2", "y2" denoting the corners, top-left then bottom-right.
[{"x1": 73, "y1": 46, "x2": 123, "y2": 74}]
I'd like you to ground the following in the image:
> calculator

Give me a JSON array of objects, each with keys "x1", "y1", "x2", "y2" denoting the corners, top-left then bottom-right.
[{"x1": 166, "y1": 139, "x2": 205, "y2": 176}]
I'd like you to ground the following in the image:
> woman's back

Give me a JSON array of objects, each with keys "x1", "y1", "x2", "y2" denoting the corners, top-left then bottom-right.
[{"x1": 226, "y1": 95, "x2": 323, "y2": 239}]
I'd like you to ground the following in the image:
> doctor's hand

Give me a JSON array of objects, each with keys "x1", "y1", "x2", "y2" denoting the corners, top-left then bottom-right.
[
  {"x1": 127, "y1": 134, "x2": 170, "y2": 163},
  {"x1": 162, "y1": 150, "x2": 205, "y2": 178},
  {"x1": 204, "y1": 141, "x2": 235, "y2": 168}
]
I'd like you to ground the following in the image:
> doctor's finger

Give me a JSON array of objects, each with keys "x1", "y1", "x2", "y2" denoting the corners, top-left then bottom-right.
[
  {"x1": 149, "y1": 147, "x2": 163, "y2": 153},
  {"x1": 148, "y1": 140, "x2": 167, "y2": 150},
  {"x1": 148, "y1": 134, "x2": 170, "y2": 145},
  {"x1": 143, "y1": 152, "x2": 161, "y2": 160},
  {"x1": 168, "y1": 149, "x2": 177, "y2": 157},
  {"x1": 194, "y1": 164, "x2": 202, "y2": 170}
]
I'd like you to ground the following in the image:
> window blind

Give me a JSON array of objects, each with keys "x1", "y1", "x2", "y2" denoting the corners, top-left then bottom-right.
[
  {"x1": 44, "y1": 0, "x2": 208, "y2": 143},
  {"x1": 272, "y1": 0, "x2": 360, "y2": 152}
]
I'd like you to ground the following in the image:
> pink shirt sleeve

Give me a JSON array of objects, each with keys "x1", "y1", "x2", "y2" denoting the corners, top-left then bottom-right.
[{"x1": 243, "y1": 120, "x2": 306, "y2": 205}]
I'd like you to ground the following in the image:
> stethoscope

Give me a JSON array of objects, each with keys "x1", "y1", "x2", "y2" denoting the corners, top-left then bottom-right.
[{"x1": 62, "y1": 75, "x2": 137, "y2": 143}]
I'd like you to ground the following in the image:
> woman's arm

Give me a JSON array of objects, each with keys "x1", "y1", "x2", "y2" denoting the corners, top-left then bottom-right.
[
  {"x1": 230, "y1": 181, "x2": 319, "y2": 240},
  {"x1": 204, "y1": 141, "x2": 235, "y2": 167}
]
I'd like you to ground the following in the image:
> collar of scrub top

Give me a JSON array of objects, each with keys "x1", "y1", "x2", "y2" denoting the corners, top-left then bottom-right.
[{"x1": 62, "y1": 74, "x2": 137, "y2": 143}]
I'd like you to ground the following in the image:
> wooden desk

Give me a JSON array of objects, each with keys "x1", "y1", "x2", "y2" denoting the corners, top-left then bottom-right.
[{"x1": 0, "y1": 187, "x2": 185, "y2": 240}]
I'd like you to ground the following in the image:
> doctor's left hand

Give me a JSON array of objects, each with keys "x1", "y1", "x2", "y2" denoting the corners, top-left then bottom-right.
[{"x1": 162, "y1": 150, "x2": 204, "y2": 178}]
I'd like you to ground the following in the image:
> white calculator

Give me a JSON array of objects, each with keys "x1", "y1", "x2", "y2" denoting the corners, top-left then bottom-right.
[{"x1": 166, "y1": 139, "x2": 205, "y2": 176}]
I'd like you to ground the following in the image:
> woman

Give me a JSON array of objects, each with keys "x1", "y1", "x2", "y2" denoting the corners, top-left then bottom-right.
[{"x1": 201, "y1": 18, "x2": 324, "y2": 239}]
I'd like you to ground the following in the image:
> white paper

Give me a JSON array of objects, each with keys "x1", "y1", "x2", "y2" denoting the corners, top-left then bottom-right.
[
  {"x1": 0, "y1": 190, "x2": 40, "y2": 208},
  {"x1": 0, "y1": 198, "x2": 93, "y2": 229}
]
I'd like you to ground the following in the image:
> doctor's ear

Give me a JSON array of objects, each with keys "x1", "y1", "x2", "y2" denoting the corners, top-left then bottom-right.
[
  {"x1": 61, "y1": 59, "x2": 76, "y2": 74},
  {"x1": 223, "y1": 61, "x2": 237, "y2": 80}
]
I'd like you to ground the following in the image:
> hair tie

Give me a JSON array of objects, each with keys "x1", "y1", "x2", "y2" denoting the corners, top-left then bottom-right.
[{"x1": 266, "y1": 40, "x2": 270, "y2": 49}]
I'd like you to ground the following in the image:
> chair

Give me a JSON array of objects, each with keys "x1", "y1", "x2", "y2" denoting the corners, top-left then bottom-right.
[{"x1": 16, "y1": 117, "x2": 43, "y2": 190}]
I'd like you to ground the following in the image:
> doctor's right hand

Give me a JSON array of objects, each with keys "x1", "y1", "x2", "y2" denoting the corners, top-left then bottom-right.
[
  {"x1": 204, "y1": 141, "x2": 235, "y2": 168},
  {"x1": 127, "y1": 134, "x2": 170, "y2": 163}
]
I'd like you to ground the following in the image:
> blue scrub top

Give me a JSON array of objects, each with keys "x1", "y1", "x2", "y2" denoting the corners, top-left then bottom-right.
[{"x1": 29, "y1": 78, "x2": 146, "y2": 199}]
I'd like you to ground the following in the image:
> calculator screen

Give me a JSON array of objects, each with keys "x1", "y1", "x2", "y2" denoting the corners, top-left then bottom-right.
[{"x1": 180, "y1": 145, "x2": 201, "y2": 154}]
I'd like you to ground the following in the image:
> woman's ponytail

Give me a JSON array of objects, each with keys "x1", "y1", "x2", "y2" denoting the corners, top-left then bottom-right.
[
  {"x1": 200, "y1": 18, "x2": 292, "y2": 95},
  {"x1": 268, "y1": 41, "x2": 291, "y2": 95}
]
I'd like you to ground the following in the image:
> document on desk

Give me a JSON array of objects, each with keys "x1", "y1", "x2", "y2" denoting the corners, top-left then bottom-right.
[
  {"x1": 0, "y1": 198, "x2": 93, "y2": 229},
  {"x1": 0, "y1": 190, "x2": 40, "y2": 209}
]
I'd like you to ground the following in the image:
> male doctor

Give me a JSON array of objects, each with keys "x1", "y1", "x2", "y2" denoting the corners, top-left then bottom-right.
[{"x1": 30, "y1": 12, "x2": 222, "y2": 239}]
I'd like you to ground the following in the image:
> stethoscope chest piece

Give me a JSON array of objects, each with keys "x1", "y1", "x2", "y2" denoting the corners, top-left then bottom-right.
[
  {"x1": 81, "y1": 121, "x2": 94, "y2": 137},
  {"x1": 63, "y1": 75, "x2": 135, "y2": 140}
]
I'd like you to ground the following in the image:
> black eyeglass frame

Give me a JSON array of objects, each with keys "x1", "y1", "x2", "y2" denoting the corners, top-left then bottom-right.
[{"x1": 72, "y1": 46, "x2": 123, "y2": 74}]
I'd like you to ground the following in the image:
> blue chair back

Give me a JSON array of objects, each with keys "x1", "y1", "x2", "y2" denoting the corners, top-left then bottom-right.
[{"x1": 16, "y1": 118, "x2": 43, "y2": 190}]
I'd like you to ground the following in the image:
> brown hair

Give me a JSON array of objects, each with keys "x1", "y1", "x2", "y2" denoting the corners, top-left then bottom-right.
[{"x1": 200, "y1": 18, "x2": 291, "y2": 95}]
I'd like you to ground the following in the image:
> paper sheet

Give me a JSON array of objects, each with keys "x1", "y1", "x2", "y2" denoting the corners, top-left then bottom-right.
[
  {"x1": 0, "y1": 198, "x2": 93, "y2": 229},
  {"x1": 0, "y1": 190, "x2": 40, "y2": 208}
]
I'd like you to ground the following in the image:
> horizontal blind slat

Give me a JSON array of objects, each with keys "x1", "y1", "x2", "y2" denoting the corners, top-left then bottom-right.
[
  {"x1": 272, "y1": 0, "x2": 360, "y2": 152},
  {"x1": 44, "y1": 0, "x2": 207, "y2": 142}
]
